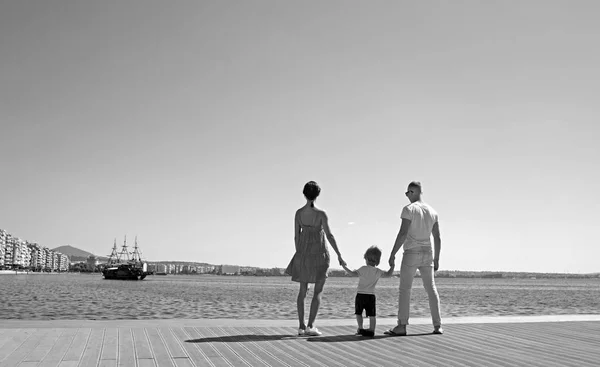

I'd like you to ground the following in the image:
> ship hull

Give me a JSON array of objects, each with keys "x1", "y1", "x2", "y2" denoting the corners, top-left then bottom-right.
[{"x1": 102, "y1": 265, "x2": 151, "y2": 280}]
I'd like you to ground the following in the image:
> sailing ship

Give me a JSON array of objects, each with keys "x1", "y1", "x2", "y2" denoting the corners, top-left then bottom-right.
[{"x1": 102, "y1": 236, "x2": 152, "y2": 280}]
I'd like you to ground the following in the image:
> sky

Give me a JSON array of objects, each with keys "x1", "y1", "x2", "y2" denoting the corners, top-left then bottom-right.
[{"x1": 1, "y1": 1, "x2": 598, "y2": 273}]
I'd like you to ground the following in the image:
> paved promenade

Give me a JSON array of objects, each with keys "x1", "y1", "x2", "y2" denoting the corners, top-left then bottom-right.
[{"x1": 1, "y1": 315, "x2": 599, "y2": 367}]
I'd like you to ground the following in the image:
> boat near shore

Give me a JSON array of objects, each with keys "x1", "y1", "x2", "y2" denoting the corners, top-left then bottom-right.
[
  {"x1": 0, "y1": 270, "x2": 30, "y2": 275},
  {"x1": 102, "y1": 236, "x2": 152, "y2": 280}
]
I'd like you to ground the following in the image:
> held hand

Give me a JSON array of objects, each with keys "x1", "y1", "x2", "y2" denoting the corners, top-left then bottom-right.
[
  {"x1": 434, "y1": 259, "x2": 439, "y2": 271},
  {"x1": 338, "y1": 256, "x2": 346, "y2": 267},
  {"x1": 389, "y1": 255, "x2": 395, "y2": 268}
]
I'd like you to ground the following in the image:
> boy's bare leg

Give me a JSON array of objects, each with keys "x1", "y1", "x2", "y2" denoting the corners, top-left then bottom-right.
[
  {"x1": 368, "y1": 316, "x2": 376, "y2": 331},
  {"x1": 356, "y1": 314, "x2": 363, "y2": 333}
]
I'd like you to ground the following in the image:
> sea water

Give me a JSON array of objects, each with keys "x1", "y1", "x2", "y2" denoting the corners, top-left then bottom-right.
[{"x1": 1, "y1": 274, "x2": 598, "y2": 320}]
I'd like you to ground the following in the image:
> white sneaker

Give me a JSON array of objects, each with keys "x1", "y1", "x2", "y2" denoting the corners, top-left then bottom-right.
[
  {"x1": 305, "y1": 327, "x2": 322, "y2": 336},
  {"x1": 298, "y1": 328, "x2": 305, "y2": 336}
]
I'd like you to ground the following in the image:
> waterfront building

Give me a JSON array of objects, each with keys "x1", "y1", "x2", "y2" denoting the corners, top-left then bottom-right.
[
  {"x1": 21, "y1": 241, "x2": 32, "y2": 269},
  {"x1": 4, "y1": 235, "x2": 14, "y2": 267},
  {"x1": 6, "y1": 236, "x2": 22, "y2": 268},
  {"x1": 58, "y1": 253, "x2": 69, "y2": 272},
  {"x1": 220, "y1": 265, "x2": 240, "y2": 275},
  {"x1": 240, "y1": 266, "x2": 257, "y2": 275},
  {"x1": 156, "y1": 263, "x2": 167, "y2": 274},
  {"x1": 0, "y1": 228, "x2": 69, "y2": 271},
  {"x1": 0, "y1": 229, "x2": 6, "y2": 268},
  {"x1": 28, "y1": 243, "x2": 46, "y2": 271},
  {"x1": 44, "y1": 248, "x2": 58, "y2": 271}
]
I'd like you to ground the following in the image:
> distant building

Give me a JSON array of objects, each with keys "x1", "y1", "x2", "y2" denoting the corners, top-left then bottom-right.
[
  {"x1": 220, "y1": 265, "x2": 239, "y2": 275},
  {"x1": 240, "y1": 267, "x2": 256, "y2": 275},
  {"x1": 0, "y1": 229, "x2": 6, "y2": 268},
  {"x1": 271, "y1": 268, "x2": 285, "y2": 276},
  {"x1": 58, "y1": 253, "x2": 69, "y2": 272},
  {"x1": 87, "y1": 255, "x2": 99, "y2": 271}
]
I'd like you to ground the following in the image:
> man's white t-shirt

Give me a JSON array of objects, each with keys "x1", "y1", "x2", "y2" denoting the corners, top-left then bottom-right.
[
  {"x1": 401, "y1": 201, "x2": 438, "y2": 251},
  {"x1": 356, "y1": 265, "x2": 386, "y2": 295}
]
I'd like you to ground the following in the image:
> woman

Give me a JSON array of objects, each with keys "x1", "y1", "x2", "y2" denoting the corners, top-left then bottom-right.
[{"x1": 286, "y1": 181, "x2": 345, "y2": 336}]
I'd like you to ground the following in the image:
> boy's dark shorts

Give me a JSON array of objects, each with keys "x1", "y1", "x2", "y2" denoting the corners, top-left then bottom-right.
[{"x1": 355, "y1": 293, "x2": 376, "y2": 317}]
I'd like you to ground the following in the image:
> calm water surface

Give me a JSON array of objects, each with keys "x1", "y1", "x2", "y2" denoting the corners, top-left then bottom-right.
[{"x1": 1, "y1": 274, "x2": 598, "y2": 320}]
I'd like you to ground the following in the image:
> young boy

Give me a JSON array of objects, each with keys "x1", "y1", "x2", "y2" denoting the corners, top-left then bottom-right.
[{"x1": 341, "y1": 246, "x2": 395, "y2": 337}]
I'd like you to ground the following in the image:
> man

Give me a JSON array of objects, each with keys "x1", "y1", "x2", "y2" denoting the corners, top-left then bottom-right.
[{"x1": 385, "y1": 181, "x2": 443, "y2": 336}]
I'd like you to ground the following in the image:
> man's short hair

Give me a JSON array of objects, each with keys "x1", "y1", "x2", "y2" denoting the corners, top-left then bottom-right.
[{"x1": 408, "y1": 181, "x2": 422, "y2": 191}]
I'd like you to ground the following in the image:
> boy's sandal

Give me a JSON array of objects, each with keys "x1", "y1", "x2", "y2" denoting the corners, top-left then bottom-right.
[{"x1": 360, "y1": 329, "x2": 375, "y2": 337}]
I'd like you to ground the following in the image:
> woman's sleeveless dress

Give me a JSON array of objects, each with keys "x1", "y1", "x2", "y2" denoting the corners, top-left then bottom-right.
[{"x1": 285, "y1": 213, "x2": 330, "y2": 283}]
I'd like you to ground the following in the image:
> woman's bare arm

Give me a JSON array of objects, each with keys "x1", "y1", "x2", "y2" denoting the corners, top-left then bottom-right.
[
  {"x1": 294, "y1": 211, "x2": 301, "y2": 252},
  {"x1": 342, "y1": 264, "x2": 358, "y2": 276},
  {"x1": 321, "y1": 210, "x2": 343, "y2": 261}
]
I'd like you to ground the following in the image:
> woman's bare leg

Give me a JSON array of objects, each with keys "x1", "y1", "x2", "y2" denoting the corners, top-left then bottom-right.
[
  {"x1": 307, "y1": 280, "x2": 325, "y2": 328},
  {"x1": 297, "y1": 282, "x2": 308, "y2": 329}
]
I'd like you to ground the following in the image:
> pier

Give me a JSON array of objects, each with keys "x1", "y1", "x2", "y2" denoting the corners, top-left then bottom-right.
[{"x1": 1, "y1": 315, "x2": 599, "y2": 366}]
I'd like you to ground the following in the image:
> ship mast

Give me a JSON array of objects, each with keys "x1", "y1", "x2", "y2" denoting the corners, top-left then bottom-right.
[
  {"x1": 131, "y1": 236, "x2": 143, "y2": 264},
  {"x1": 107, "y1": 238, "x2": 119, "y2": 265},
  {"x1": 118, "y1": 235, "x2": 130, "y2": 262}
]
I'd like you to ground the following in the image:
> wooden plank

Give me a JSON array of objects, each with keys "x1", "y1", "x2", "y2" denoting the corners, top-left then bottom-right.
[
  {"x1": 416, "y1": 325, "x2": 508, "y2": 367},
  {"x1": 117, "y1": 328, "x2": 135, "y2": 367},
  {"x1": 171, "y1": 327, "x2": 215, "y2": 367},
  {"x1": 137, "y1": 359, "x2": 157, "y2": 367},
  {"x1": 98, "y1": 360, "x2": 118, "y2": 367},
  {"x1": 61, "y1": 328, "x2": 91, "y2": 362},
  {"x1": 100, "y1": 328, "x2": 119, "y2": 361},
  {"x1": 157, "y1": 328, "x2": 187, "y2": 359},
  {"x1": 172, "y1": 357, "x2": 195, "y2": 367},
  {"x1": 0, "y1": 329, "x2": 19, "y2": 349},
  {"x1": 132, "y1": 328, "x2": 153, "y2": 360},
  {"x1": 22, "y1": 329, "x2": 65, "y2": 363},
  {"x1": 0, "y1": 330, "x2": 48, "y2": 367},
  {"x1": 2, "y1": 321, "x2": 598, "y2": 367},
  {"x1": 0, "y1": 330, "x2": 33, "y2": 364},
  {"x1": 17, "y1": 362, "x2": 40, "y2": 367},
  {"x1": 219, "y1": 327, "x2": 294, "y2": 367},
  {"x1": 489, "y1": 323, "x2": 597, "y2": 366},
  {"x1": 444, "y1": 324, "x2": 548, "y2": 367},
  {"x1": 186, "y1": 326, "x2": 240, "y2": 367},
  {"x1": 203, "y1": 327, "x2": 261, "y2": 367},
  {"x1": 37, "y1": 329, "x2": 78, "y2": 367},
  {"x1": 146, "y1": 328, "x2": 175, "y2": 367},
  {"x1": 255, "y1": 327, "x2": 322, "y2": 367},
  {"x1": 79, "y1": 328, "x2": 104, "y2": 367}
]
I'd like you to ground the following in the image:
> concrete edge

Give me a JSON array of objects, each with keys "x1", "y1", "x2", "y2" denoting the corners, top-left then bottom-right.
[{"x1": 1, "y1": 314, "x2": 600, "y2": 329}]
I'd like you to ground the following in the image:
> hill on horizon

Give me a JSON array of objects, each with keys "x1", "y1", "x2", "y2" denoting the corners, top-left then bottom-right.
[{"x1": 52, "y1": 245, "x2": 108, "y2": 262}]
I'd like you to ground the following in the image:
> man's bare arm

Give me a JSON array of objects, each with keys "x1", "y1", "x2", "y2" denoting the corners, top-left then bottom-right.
[
  {"x1": 391, "y1": 218, "x2": 411, "y2": 257},
  {"x1": 432, "y1": 221, "x2": 441, "y2": 271}
]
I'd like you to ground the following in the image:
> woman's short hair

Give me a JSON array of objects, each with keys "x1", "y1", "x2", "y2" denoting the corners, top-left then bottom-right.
[
  {"x1": 303, "y1": 181, "x2": 321, "y2": 201},
  {"x1": 364, "y1": 246, "x2": 382, "y2": 266}
]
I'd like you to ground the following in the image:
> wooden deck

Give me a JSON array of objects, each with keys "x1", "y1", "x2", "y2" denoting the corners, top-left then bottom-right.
[{"x1": 1, "y1": 317, "x2": 599, "y2": 366}]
